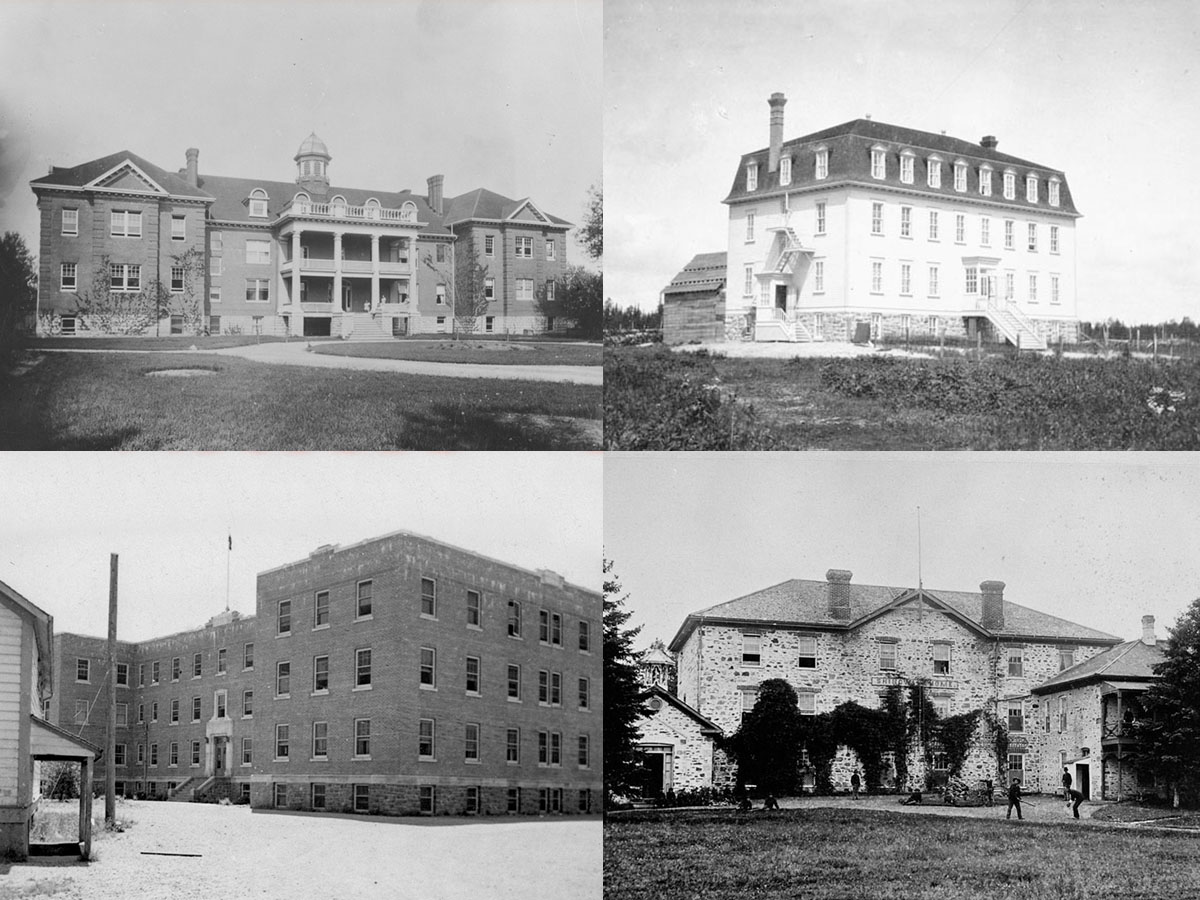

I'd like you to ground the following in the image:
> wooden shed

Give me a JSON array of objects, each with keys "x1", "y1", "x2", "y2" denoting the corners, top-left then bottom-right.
[{"x1": 661, "y1": 252, "x2": 726, "y2": 344}]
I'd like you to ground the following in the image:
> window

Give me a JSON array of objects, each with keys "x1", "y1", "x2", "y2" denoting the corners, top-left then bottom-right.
[
  {"x1": 245, "y1": 279, "x2": 269, "y2": 302},
  {"x1": 311, "y1": 590, "x2": 329, "y2": 628},
  {"x1": 244, "y1": 643, "x2": 254, "y2": 670},
  {"x1": 483, "y1": 277, "x2": 495, "y2": 301},
  {"x1": 931, "y1": 751, "x2": 949, "y2": 772},
  {"x1": 795, "y1": 635, "x2": 818, "y2": 669},
  {"x1": 242, "y1": 690, "x2": 253, "y2": 718},
  {"x1": 1058, "y1": 696, "x2": 1067, "y2": 731},
  {"x1": 193, "y1": 652, "x2": 202, "y2": 678},
  {"x1": 137, "y1": 703, "x2": 144, "y2": 723},
  {"x1": 354, "y1": 784, "x2": 370, "y2": 813},
  {"x1": 927, "y1": 156, "x2": 942, "y2": 188},
  {"x1": 355, "y1": 718, "x2": 371, "y2": 757},
  {"x1": 275, "y1": 724, "x2": 289, "y2": 760},
  {"x1": 1003, "y1": 170, "x2": 1016, "y2": 200},
  {"x1": 313, "y1": 655, "x2": 329, "y2": 693},
  {"x1": 152, "y1": 661, "x2": 160, "y2": 684},
  {"x1": 878, "y1": 641, "x2": 897, "y2": 671},
  {"x1": 1005, "y1": 271, "x2": 1015, "y2": 300},
  {"x1": 516, "y1": 236, "x2": 533, "y2": 258},
  {"x1": 484, "y1": 235, "x2": 494, "y2": 257},
  {"x1": 167, "y1": 742, "x2": 179, "y2": 767},
  {"x1": 933, "y1": 643, "x2": 952, "y2": 675},
  {"x1": 871, "y1": 260, "x2": 883, "y2": 293},
  {"x1": 1008, "y1": 702, "x2": 1024, "y2": 733},
  {"x1": 1059, "y1": 648, "x2": 1075, "y2": 671},
  {"x1": 508, "y1": 600, "x2": 522, "y2": 637},
  {"x1": 579, "y1": 676, "x2": 590, "y2": 709},
  {"x1": 505, "y1": 664, "x2": 522, "y2": 701},
  {"x1": 171, "y1": 215, "x2": 186, "y2": 241},
  {"x1": 1051, "y1": 274, "x2": 1060, "y2": 305},
  {"x1": 210, "y1": 257, "x2": 223, "y2": 277},
  {"x1": 981, "y1": 217, "x2": 991, "y2": 246},
  {"x1": 980, "y1": 166, "x2": 993, "y2": 196},
  {"x1": 955, "y1": 214, "x2": 965, "y2": 243},
  {"x1": 1049, "y1": 179, "x2": 1061, "y2": 207},
  {"x1": 870, "y1": 147, "x2": 886, "y2": 179},
  {"x1": 60, "y1": 262, "x2": 77, "y2": 291},
  {"x1": 1008, "y1": 753, "x2": 1025, "y2": 786},
  {"x1": 742, "y1": 264, "x2": 755, "y2": 298},
  {"x1": 780, "y1": 156, "x2": 792, "y2": 186},
  {"x1": 1050, "y1": 225, "x2": 1060, "y2": 254},
  {"x1": 578, "y1": 621, "x2": 591, "y2": 652},
  {"x1": 900, "y1": 206, "x2": 911, "y2": 238},
  {"x1": 954, "y1": 161, "x2": 967, "y2": 192},
  {"x1": 116, "y1": 703, "x2": 128, "y2": 727},
  {"x1": 900, "y1": 152, "x2": 914, "y2": 184},
  {"x1": 813, "y1": 260, "x2": 825, "y2": 293},
  {"x1": 116, "y1": 662, "x2": 129, "y2": 686},
  {"x1": 900, "y1": 263, "x2": 911, "y2": 296},
  {"x1": 746, "y1": 163, "x2": 758, "y2": 191},
  {"x1": 114, "y1": 744, "x2": 126, "y2": 767},
  {"x1": 871, "y1": 202, "x2": 883, "y2": 235},
  {"x1": 150, "y1": 744, "x2": 158, "y2": 767},
  {"x1": 506, "y1": 728, "x2": 520, "y2": 764},
  {"x1": 215, "y1": 691, "x2": 226, "y2": 718},
  {"x1": 928, "y1": 210, "x2": 939, "y2": 241},
  {"x1": 420, "y1": 647, "x2": 436, "y2": 688},
  {"x1": 742, "y1": 633, "x2": 761, "y2": 666},
  {"x1": 312, "y1": 722, "x2": 328, "y2": 759},
  {"x1": 578, "y1": 734, "x2": 590, "y2": 768},
  {"x1": 248, "y1": 189, "x2": 268, "y2": 218},
  {"x1": 1027, "y1": 223, "x2": 1038, "y2": 252},
  {"x1": 538, "y1": 670, "x2": 550, "y2": 703},
  {"x1": 466, "y1": 656, "x2": 480, "y2": 694},
  {"x1": 61, "y1": 208, "x2": 78, "y2": 236},
  {"x1": 355, "y1": 648, "x2": 372, "y2": 688},
  {"x1": 546, "y1": 239, "x2": 555, "y2": 260},
  {"x1": 1026, "y1": 174, "x2": 1038, "y2": 203},
  {"x1": 76, "y1": 658, "x2": 89, "y2": 682},
  {"x1": 516, "y1": 278, "x2": 533, "y2": 301},
  {"x1": 419, "y1": 718, "x2": 435, "y2": 759},
  {"x1": 74, "y1": 699, "x2": 88, "y2": 725},
  {"x1": 192, "y1": 696, "x2": 201, "y2": 722},
  {"x1": 276, "y1": 661, "x2": 290, "y2": 696},
  {"x1": 539, "y1": 610, "x2": 562, "y2": 645},
  {"x1": 815, "y1": 148, "x2": 829, "y2": 179},
  {"x1": 745, "y1": 211, "x2": 755, "y2": 242},
  {"x1": 420, "y1": 577, "x2": 436, "y2": 617},
  {"x1": 109, "y1": 263, "x2": 142, "y2": 292},
  {"x1": 245, "y1": 240, "x2": 270, "y2": 264},
  {"x1": 110, "y1": 210, "x2": 142, "y2": 237},
  {"x1": 419, "y1": 785, "x2": 435, "y2": 815},
  {"x1": 352, "y1": 579, "x2": 372, "y2": 619},
  {"x1": 137, "y1": 744, "x2": 144, "y2": 765},
  {"x1": 312, "y1": 784, "x2": 326, "y2": 810},
  {"x1": 551, "y1": 672, "x2": 561, "y2": 706},
  {"x1": 435, "y1": 244, "x2": 446, "y2": 263},
  {"x1": 273, "y1": 784, "x2": 287, "y2": 808},
  {"x1": 461, "y1": 589, "x2": 481, "y2": 628},
  {"x1": 217, "y1": 648, "x2": 226, "y2": 674},
  {"x1": 798, "y1": 692, "x2": 817, "y2": 716},
  {"x1": 170, "y1": 699, "x2": 179, "y2": 724},
  {"x1": 815, "y1": 201, "x2": 826, "y2": 235},
  {"x1": 465, "y1": 723, "x2": 480, "y2": 762},
  {"x1": 435, "y1": 283, "x2": 447, "y2": 305},
  {"x1": 965, "y1": 266, "x2": 978, "y2": 294},
  {"x1": 1029, "y1": 273, "x2": 1038, "y2": 303},
  {"x1": 537, "y1": 731, "x2": 550, "y2": 765},
  {"x1": 1007, "y1": 647, "x2": 1024, "y2": 677},
  {"x1": 278, "y1": 600, "x2": 291, "y2": 635},
  {"x1": 210, "y1": 231, "x2": 223, "y2": 254}
]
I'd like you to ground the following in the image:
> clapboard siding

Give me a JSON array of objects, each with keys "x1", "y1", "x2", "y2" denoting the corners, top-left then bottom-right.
[{"x1": 0, "y1": 604, "x2": 24, "y2": 800}]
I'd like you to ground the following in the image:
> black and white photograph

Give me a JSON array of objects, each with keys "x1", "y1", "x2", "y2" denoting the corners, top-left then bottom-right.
[
  {"x1": 0, "y1": 0, "x2": 602, "y2": 451},
  {"x1": 603, "y1": 0, "x2": 1200, "y2": 450},
  {"x1": 0, "y1": 451, "x2": 602, "y2": 897}
]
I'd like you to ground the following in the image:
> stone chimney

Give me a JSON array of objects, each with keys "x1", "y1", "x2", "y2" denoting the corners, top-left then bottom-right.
[
  {"x1": 980, "y1": 135, "x2": 998, "y2": 150},
  {"x1": 980, "y1": 581, "x2": 1005, "y2": 631},
  {"x1": 185, "y1": 147, "x2": 199, "y2": 188},
  {"x1": 767, "y1": 93, "x2": 787, "y2": 174},
  {"x1": 1141, "y1": 615, "x2": 1156, "y2": 646},
  {"x1": 826, "y1": 569, "x2": 852, "y2": 620},
  {"x1": 426, "y1": 174, "x2": 444, "y2": 216}
]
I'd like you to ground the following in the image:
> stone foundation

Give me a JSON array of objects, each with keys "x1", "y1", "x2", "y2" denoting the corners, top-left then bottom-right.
[{"x1": 250, "y1": 780, "x2": 594, "y2": 816}]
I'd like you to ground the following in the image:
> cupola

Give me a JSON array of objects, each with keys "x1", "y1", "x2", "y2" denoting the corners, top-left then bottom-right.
[{"x1": 295, "y1": 132, "x2": 331, "y2": 196}]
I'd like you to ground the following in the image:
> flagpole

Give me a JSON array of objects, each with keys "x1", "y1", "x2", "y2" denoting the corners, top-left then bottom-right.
[{"x1": 225, "y1": 533, "x2": 231, "y2": 612}]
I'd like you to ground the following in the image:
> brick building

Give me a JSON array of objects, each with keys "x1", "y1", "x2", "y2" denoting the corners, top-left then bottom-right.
[
  {"x1": 710, "y1": 93, "x2": 1080, "y2": 346},
  {"x1": 47, "y1": 532, "x2": 600, "y2": 816},
  {"x1": 666, "y1": 569, "x2": 1124, "y2": 792},
  {"x1": 29, "y1": 135, "x2": 572, "y2": 338}
]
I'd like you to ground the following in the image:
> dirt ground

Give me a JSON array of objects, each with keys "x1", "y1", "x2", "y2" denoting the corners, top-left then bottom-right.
[
  {"x1": 672, "y1": 340, "x2": 934, "y2": 359},
  {"x1": 1, "y1": 801, "x2": 600, "y2": 900}
]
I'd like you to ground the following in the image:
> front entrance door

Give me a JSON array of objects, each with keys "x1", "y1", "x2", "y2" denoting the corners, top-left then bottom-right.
[
  {"x1": 775, "y1": 284, "x2": 788, "y2": 311},
  {"x1": 1077, "y1": 764, "x2": 1090, "y2": 799},
  {"x1": 343, "y1": 285, "x2": 353, "y2": 312},
  {"x1": 214, "y1": 738, "x2": 227, "y2": 775}
]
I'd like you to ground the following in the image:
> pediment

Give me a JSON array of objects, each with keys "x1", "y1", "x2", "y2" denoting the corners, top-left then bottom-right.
[{"x1": 87, "y1": 160, "x2": 166, "y2": 194}]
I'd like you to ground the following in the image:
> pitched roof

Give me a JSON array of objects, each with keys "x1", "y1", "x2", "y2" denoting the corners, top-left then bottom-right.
[
  {"x1": 669, "y1": 577, "x2": 1121, "y2": 652},
  {"x1": 662, "y1": 252, "x2": 727, "y2": 297},
  {"x1": 645, "y1": 685, "x2": 723, "y2": 735},
  {"x1": 30, "y1": 150, "x2": 212, "y2": 200},
  {"x1": 724, "y1": 118, "x2": 1079, "y2": 217},
  {"x1": 443, "y1": 188, "x2": 571, "y2": 227},
  {"x1": 1032, "y1": 639, "x2": 1165, "y2": 694}
]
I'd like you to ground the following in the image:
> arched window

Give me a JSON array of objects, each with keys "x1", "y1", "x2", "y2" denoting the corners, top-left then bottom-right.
[
  {"x1": 248, "y1": 189, "x2": 269, "y2": 218},
  {"x1": 401, "y1": 201, "x2": 418, "y2": 221},
  {"x1": 293, "y1": 192, "x2": 310, "y2": 212},
  {"x1": 330, "y1": 195, "x2": 347, "y2": 216},
  {"x1": 364, "y1": 198, "x2": 381, "y2": 219}
]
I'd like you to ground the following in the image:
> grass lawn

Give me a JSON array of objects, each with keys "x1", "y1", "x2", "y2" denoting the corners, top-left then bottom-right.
[
  {"x1": 30, "y1": 335, "x2": 308, "y2": 351},
  {"x1": 314, "y1": 339, "x2": 600, "y2": 366},
  {"x1": 0, "y1": 353, "x2": 600, "y2": 450},
  {"x1": 605, "y1": 808, "x2": 1198, "y2": 900}
]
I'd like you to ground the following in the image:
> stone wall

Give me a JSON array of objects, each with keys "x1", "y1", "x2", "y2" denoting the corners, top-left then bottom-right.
[{"x1": 635, "y1": 699, "x2": 715, "y2": 792}]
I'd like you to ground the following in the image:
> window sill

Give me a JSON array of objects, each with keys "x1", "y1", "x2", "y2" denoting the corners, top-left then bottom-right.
[
  {"x1": 313, "y1": 624, "x2": 330, "y2": 632},
  {"x1": 353, "y1": 685, "x2": 372, "y2": 692},
  {"x1": 507, "y1": 697, "x2": 522, "y2": 704},
  {"x1": 419, "y1": 684, "x2": 437, "y2": 692},
  {"x1": 467, "y1": 624, "x2": 482, "y2": 632},
  {"x1": 311, "y1": 690, "x2": 329, "y2": 697},
  {"x1": 466, "y1": 691, "x2": 480, "y2": 698},
  {"x1": 276, "y1": 633, "x2": 291, "y2": 639},
  {"x1": 352, "y1": 755, "x2": 372, "y2": 762},
  {"x1": 419, "y1": 614, "x2": 436, "y2": 622},
  {"x1": 355, "y1": 614, "x2": 373, "y2": 623},
  {"x1": 419, "y1": 756, "x2": 436, "y2": 763},
  {"x1": 276, "y1": 694, "x2": 291, "y2": 700},
  {"x1": 310, "y1": 757, "x2": 328, "y2": 763}
]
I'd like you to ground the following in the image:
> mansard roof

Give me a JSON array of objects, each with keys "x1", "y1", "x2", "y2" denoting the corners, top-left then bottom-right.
[
  {"x1": 443, "y1": 188, "x2": 572, "y2": 228},
  {"x1": 30, "y1": 150, "x2": 212, "y2": 200},
  {"x1": 662, "y1": 251, "x2": 727, "y2": 297},
  {"x1": 1032, "y1": 638, "x2": 1165, "y2": 695},
  {"x1": 724, "y1": 118, "x2": 1079, "y2": 217},
  {"x1": 669, "y1": 577, "x2": 1122, "y2": 652}
]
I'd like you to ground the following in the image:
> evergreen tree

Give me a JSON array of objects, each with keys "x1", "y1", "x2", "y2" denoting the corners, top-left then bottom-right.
[
  {"x1": 721, "y1": 678, "x2": 804, "y2": 795},
  {"x1": 1131, "y1": 597, "x2": 1200, "y2": 807},
  {"x1": 0, "y1": 231, "x2": 37, "y2": 362},
  {"x1": 603, "y1": 559, "x2": 647, "y2": 801}
]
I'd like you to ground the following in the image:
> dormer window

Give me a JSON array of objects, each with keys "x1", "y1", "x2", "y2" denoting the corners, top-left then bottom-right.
[
  {"x1": 899, "y1": 150, "x2": 914, "y2": 184},
  {"x1": 331, "y1": 195, "x2": 347, "y2": 216},
  {"x1": 779, "y1": 156, "x2": 791, "y2": 187},
  {"x1": 954, "y1": 160, "x2": 968, "y2": 192},
  {"x1": 979, "y1": 165, "x2": 993, "y2": 197},
  {"x1": 1003, "y1": 169, "x2": 1016, "y2": 200},
  {"x1": 1026, "y1": 174, "x2": 1038, "y2": 203},
  {"x1": 1048, "y1": 177, "x2": 1061, "y2": 207},
  {"x1": 746, "y1": 163, "x2": 758, "y2": 191},
  {"x1": 248, "y1": 189, "x2": 269, "y2": 218},
  {"x1": 927, "y1": 155, "x2": 942, "y2": 188},
  {"x1": 364, "y1": 198, "x2": 381, "y2": 219},
  {"x1": 870, "y1": 146, "x2": 886, "y2": 180},
  {"x1": 401, "y1": 201, "x2": 418, "y2": 221},
  {"x1": 293, "y1": 192, "x2": 310, "y2": 213},
  {"x1": 814, "y1": 147, "x2": 829, "y2": 180}
]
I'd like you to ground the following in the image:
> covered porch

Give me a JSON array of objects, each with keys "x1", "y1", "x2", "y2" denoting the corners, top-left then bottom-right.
[{"x1": 28, "y1": 716, "x2": 100, "y2": 861}]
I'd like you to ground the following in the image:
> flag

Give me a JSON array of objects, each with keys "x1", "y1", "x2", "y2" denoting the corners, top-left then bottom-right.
[{"x1": 228, "y1": 535, "x2": 232, "y2": 551}]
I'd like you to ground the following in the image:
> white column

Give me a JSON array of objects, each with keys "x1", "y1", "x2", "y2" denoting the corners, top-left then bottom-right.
[
  {"x1": 334, "y1": 232, "x2": 343, "y2": 312},
  {"x1": 291, "y1": 228, "x2": 303, "y2": 336},
  {"x1": 370, "y1": 233, "x2": 380, "y2": 312}
]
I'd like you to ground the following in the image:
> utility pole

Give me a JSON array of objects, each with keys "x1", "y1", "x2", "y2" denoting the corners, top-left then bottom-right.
[{"x1": 106, "y1": 554, "x2": 118, "y2": 826}]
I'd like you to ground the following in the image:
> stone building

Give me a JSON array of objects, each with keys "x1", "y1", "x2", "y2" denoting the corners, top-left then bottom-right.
[
  {"x1": 717, "y1": 93, "x2": 1080, "y2": 346},
  {"x1": 29, "y1": 136, "x2": 572, "y2": 338},
  {"x1": 48, "y1": 531, "x2": 600, "y2": 816},
  {"x1": 668, "y1": 569, "x2": 1121, "y2": 792}
]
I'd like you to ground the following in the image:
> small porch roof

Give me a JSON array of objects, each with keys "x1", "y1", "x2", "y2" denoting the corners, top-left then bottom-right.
[
  {"x1": 30, "y1": 716, "x2": 100, "y2": 761},
  {"x1": 1099, "y1": 680, "x2": 1154, "y2": 695}
]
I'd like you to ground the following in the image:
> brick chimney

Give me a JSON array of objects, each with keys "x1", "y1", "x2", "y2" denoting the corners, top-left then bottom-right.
[
  {"x1": 768, "y1": 93, "x2": 787, "y2": 174},
  {"x1": 980, "y1": 581, "x2": 1005, "y2": 630},
  {"x1": 826, "y1": 569, "x2": 852, "y2": 620},
  {"x1": 185, "y1": 147, "x2": 199, "y2": 188},
  {"x1": 1141, "y1": 615, "x2": 1156, "y2": 646},
  {"x1": 426, "y1": 174, "x2": 444, "y2": 216},
  {"x1": 980, "y1": 135, "x2": 998, "y2": 150}
]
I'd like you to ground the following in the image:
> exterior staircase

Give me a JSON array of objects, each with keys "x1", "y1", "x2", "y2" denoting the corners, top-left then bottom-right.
[
  {"x1": 341, "y1": 312, "x2": 394, "y2": 341},
  {"x1": 194, "y1": 777, "x2": 234, "y2": 804},
  {"x1": 166, "y1": 776, "x2": 200, "y2": 802},
  {"x1": 753, "y1": 307, "x2": 813, "y2": 343},
  {"x1": 978, "y1": 299, "x2": 1046, "y2": 351}
]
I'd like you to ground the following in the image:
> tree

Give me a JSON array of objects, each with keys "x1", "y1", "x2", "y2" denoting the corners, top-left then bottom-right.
[
  {"x1": 73, "y1": 255, "x2": 160, "y2": 335},
  {"x1": 578, "y1": 183, "x2": 601, "y2": 263},
  {"x1": 452, "y1": 239, "x2": 492, "y2": 336},
  {"x1": 1131, "y1": 597, "x2": 1200, "y2": 807},
  {"x1": 720, "y1": 679, "x2": 805, "y2": 795},
  {"x1": 0, "y1": 231, "x2": 37, "y2": 362},
  {"x1": 168, "y1": 247, "x2": 208, "y2": 334},
  {"x1": 603, "y1": 560, "x2": 648, "y2": 802},
  {"x1": 41, "y1": 761, "x2": 80, "y2": 800},
  {"x1": 537, "y1": 265, "x2": 602, "y2": 339}
]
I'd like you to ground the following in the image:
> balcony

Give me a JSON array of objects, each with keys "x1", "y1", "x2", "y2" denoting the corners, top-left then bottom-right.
[
  {"x1": 281, "y1": 257, "x2": 413, "y2": 277},
  {"x1": 282, "y1": 200, "x2": 419, "y2": 224}
]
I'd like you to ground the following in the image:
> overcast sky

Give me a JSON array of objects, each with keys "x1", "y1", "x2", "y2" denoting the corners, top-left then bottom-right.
[
  {"x1": 605, "y1": 0, "x2": 1200, "y2": 323},
  {"x1": 606, "y1": 453, "x2": 1200, "y2": 653},
  {"x1": 0, "y1": 453, "x2": 602, "y2": 642},
  {"x1": 0, "y1": 0, "x2": 600, "y2": 260}
]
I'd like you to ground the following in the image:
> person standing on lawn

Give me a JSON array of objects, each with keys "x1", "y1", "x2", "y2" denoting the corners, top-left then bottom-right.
[
  {"x1": 850, "y1": 770, "x2": 861, "y2": 800},
  {"x1": 1062, "y1": 767, "x2": 1072, "y2": 800},
  {"x1": 1066, "y1": 787, "x2": 1085, "y2": 819},
  {"x1": 1005, "y1": 779, "x2": 1023, "y2": 820}
]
